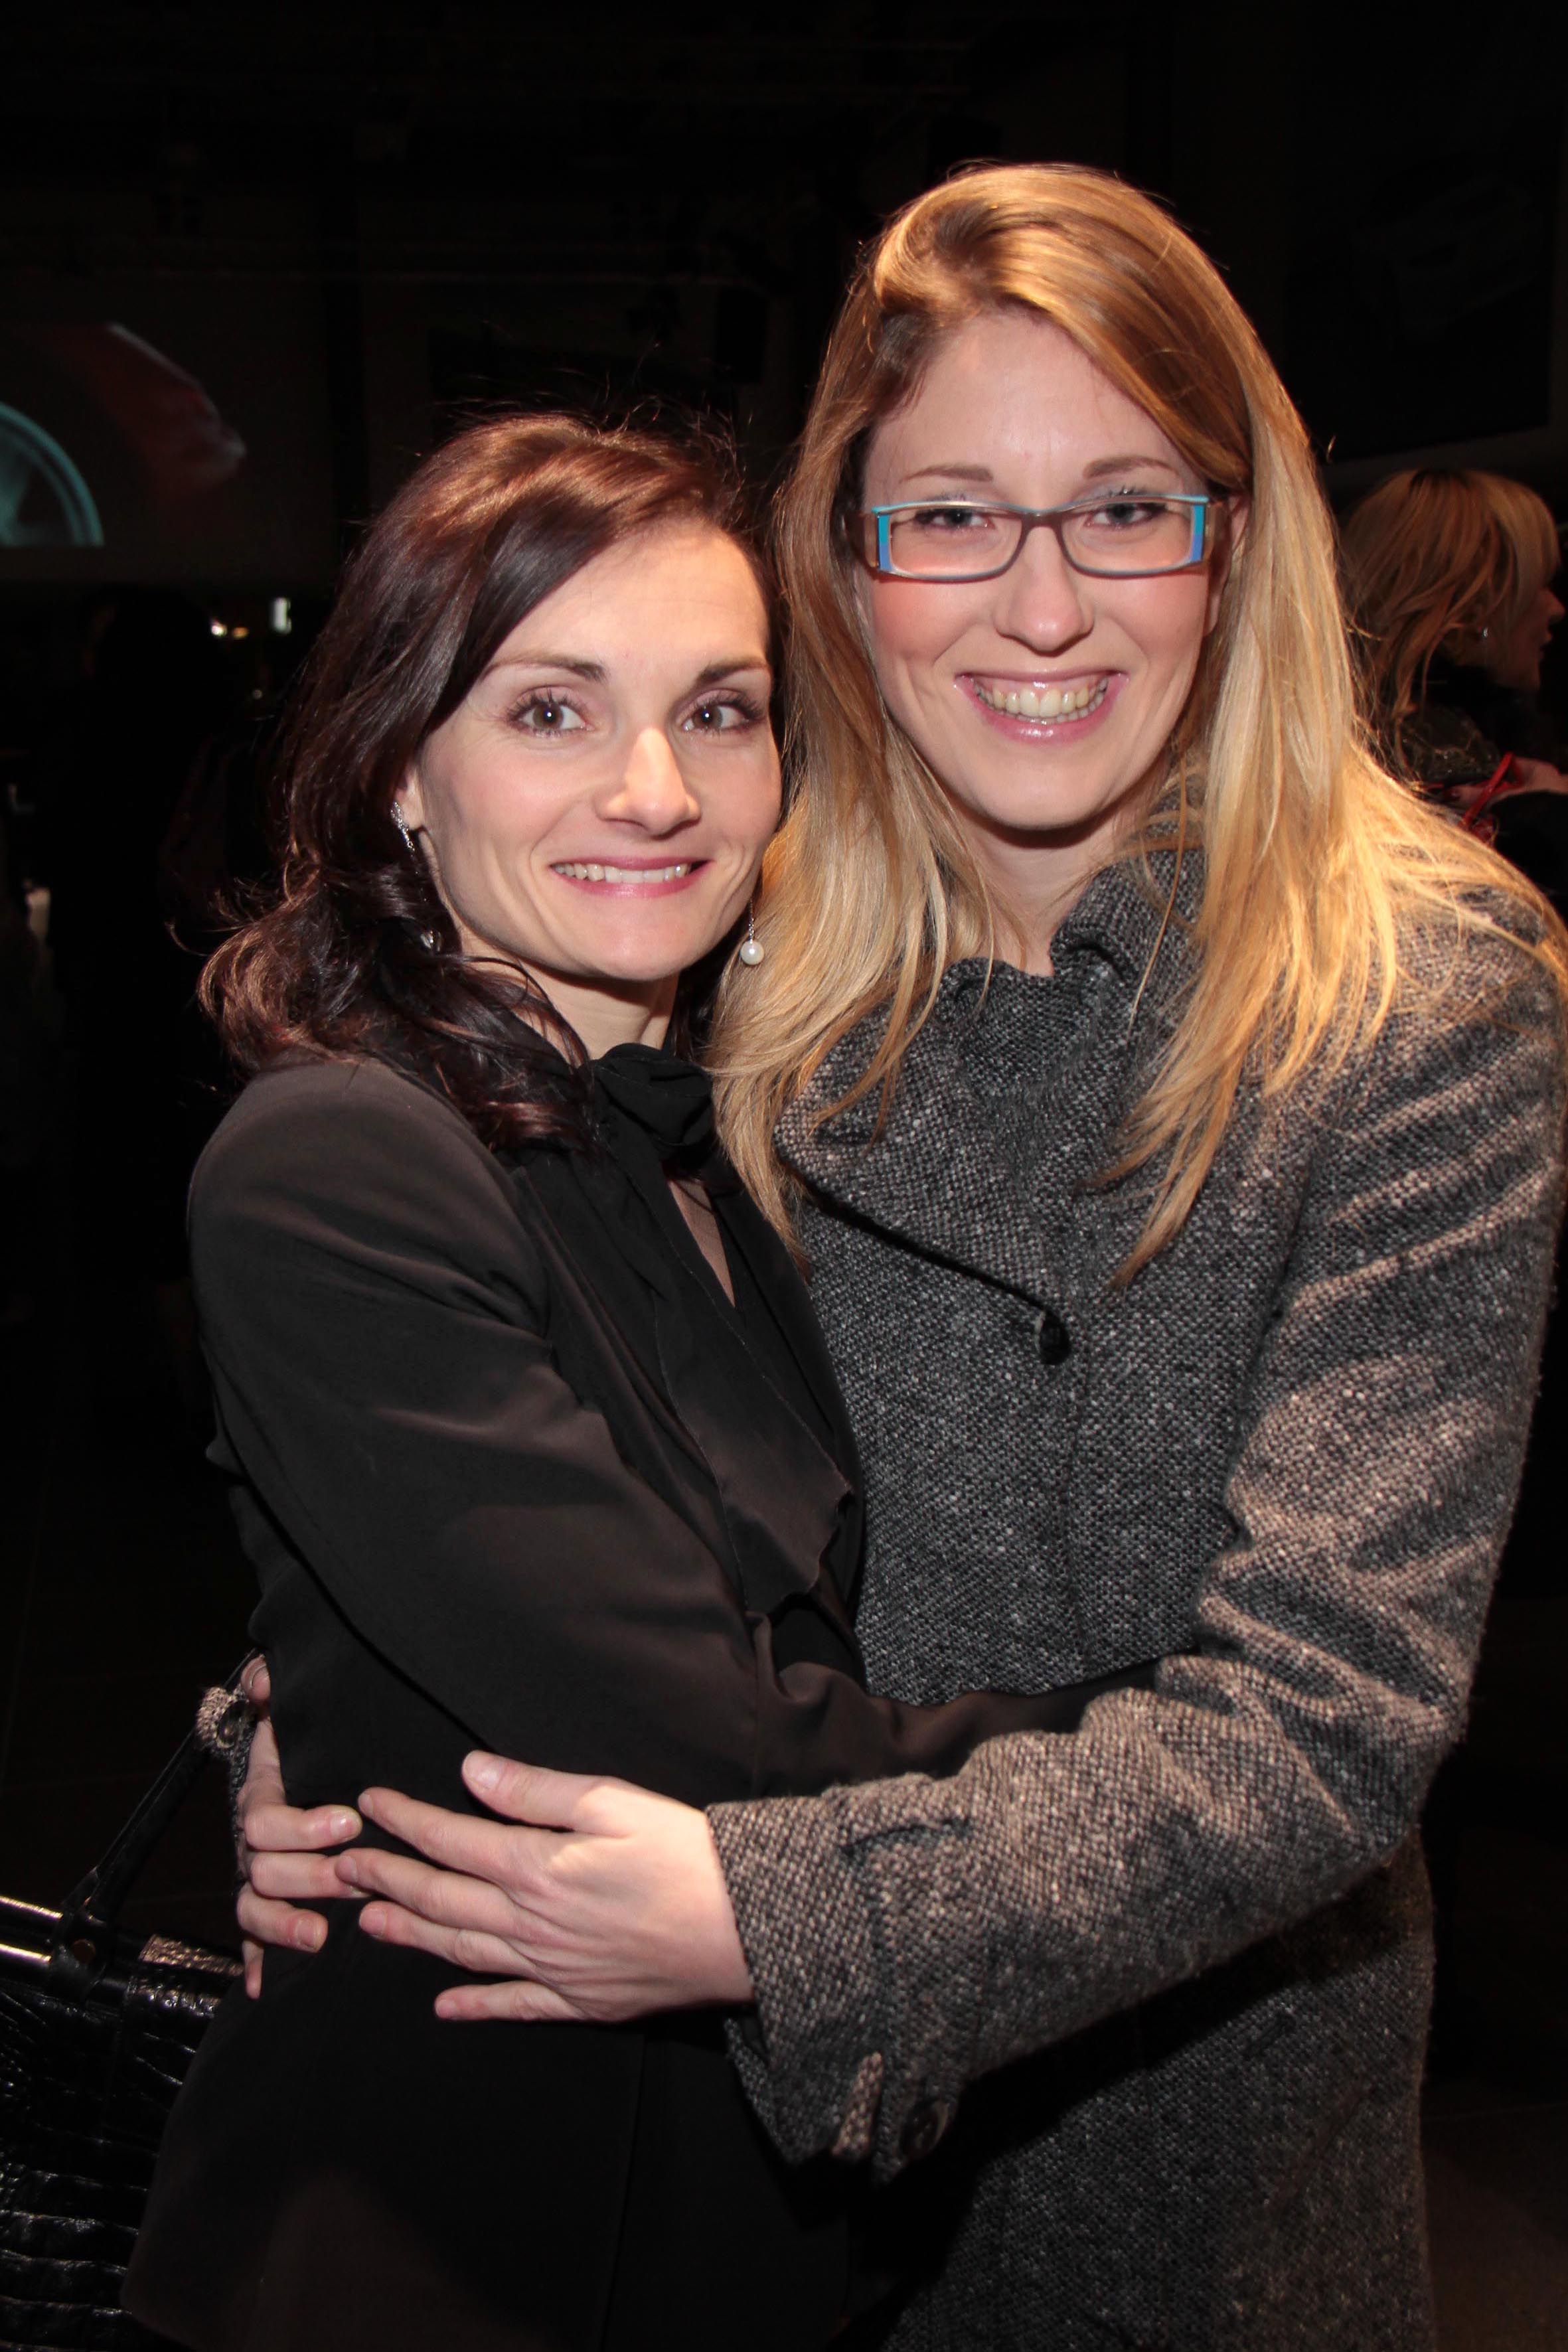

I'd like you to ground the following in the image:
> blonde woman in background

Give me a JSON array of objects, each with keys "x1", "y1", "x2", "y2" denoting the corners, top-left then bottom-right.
[
  {"x1": 237, "y1": 168, "x2": 1568, "y2": 2351},
  {"x1": 1342, "y1": 465, "x2": 1565, "y2": 913},
  {"x1": 1343, "y1": 466, "x2": 1563, "y2": 791}
]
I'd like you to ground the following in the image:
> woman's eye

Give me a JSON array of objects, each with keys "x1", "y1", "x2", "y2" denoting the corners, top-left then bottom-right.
[
  {"x1": 910, "y1": 505, "x2": 990, "y2": 532},
  {"x1": 512, "y1": 694, "x2": 585, "y2": 734},
  {"x1": 1083, "y1": 496, "x2": 1172, "y2": 530},
  {"x1": 682, "y1": 696, "x2": 759, "y2": 735}
]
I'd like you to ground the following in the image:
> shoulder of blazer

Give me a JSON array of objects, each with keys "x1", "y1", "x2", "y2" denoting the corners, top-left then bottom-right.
[
  {"x1": 1359, "y1": 893, "x2": 1567, "y2": 1107},
  {"x1": 191, "y1": 1057, "x2": 548, "y2": 1321}
]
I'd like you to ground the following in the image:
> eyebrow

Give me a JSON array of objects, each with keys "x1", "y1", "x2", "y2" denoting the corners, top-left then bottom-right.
[
  {"x1": 1081, "y1": 453, "x2": 1184, "y2": 481},
  {"x1": 690, "y1": 657, "x2": 771, "y2": 688},
  {"x1": 485, "y1": 653, "x2": 605, "y2": 680},
  {"x1": 899, "y1": 453, "x2": 1185, "y2": 489},
  {"x1": 484, "y1": 653, "x2": 769, "y2": 687}
]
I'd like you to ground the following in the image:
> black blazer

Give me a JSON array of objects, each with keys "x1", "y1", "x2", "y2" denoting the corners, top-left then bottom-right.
[{"x1": 128, "y1": 1056, "x2": 1121, "y2": 2352}]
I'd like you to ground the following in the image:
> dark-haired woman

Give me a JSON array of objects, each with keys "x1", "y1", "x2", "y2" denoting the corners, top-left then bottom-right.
[{"x1": 124, "y1": 416, "x2": 1140, "y2": 2352}]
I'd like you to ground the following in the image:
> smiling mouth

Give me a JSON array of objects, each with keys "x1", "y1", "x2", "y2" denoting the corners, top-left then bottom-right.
[
  {"x1": 553, "y1": 860, "x2": 697, "y2": 884},
  {"x1": 971, "y1": 676, "x2": 1110, "y2": 722}
]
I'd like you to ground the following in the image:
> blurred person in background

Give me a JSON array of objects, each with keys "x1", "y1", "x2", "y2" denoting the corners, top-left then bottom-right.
[
  {"x1": 1342, "y1": 467, "x2": 1565, "y2": 911},
  {"x1": 1343, "y1": 467, "x2": 1568, "y2": 2068}
]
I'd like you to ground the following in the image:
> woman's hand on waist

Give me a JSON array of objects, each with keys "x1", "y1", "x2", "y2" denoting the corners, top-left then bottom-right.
[
  {"x1": 339, "y1": 1754, "x2": 754, "y2": 2024},
  {"x1": 235, "y1": 1658, "x2": 362, "y2": 1996}
]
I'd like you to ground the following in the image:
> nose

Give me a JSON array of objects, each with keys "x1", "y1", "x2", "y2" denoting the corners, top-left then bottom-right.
[
  {"x1": 603, "y1": 726, "x2": 702, "y2": 831},
  {"x1": 991, "y1": 521, "x2": 1093, "y2": 651}
]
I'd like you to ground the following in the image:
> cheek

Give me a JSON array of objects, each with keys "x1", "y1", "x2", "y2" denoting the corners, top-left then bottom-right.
[
  {"x1": 436, "y1": 758, "x2": 562, "y2": 868},
  {"x1": 865, "y1": 580, "x2": 970, "y2": 695},
  {"x1": 1122, "y1": 581, "x2": 1213, "y2": 700},
  {"x1": 425, "y1": 781, "x2": 570, "y2": 935},
  {"x1": 752, "y1": 751, "x2": 785, "y2": 836},
  {"x1": 717, "y1": 768, "x2": 783, "y2": 874}
]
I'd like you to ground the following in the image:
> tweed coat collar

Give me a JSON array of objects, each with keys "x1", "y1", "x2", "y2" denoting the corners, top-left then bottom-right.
[{"x1": 775, "y1": 850, "x2": 1202, "y2": 1302}]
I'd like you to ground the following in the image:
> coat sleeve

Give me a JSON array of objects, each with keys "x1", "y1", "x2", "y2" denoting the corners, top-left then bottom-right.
[{"x1": 708, "y1": 935, "x2": 1567, "y2": 2178}]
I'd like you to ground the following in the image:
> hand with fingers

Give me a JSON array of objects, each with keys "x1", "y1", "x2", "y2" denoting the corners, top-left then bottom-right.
[
  {"x1": 337, "y1": 1750, "x2": 754, "y2": 2023},
  {"x1": 235, "y1": 1658, "x2": 362, "y2": 1998}
]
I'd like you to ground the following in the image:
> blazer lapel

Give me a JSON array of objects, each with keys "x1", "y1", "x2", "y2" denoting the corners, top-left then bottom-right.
[{"x1": 710, "y1": 1181, "x2": 867, "y2": 1616}]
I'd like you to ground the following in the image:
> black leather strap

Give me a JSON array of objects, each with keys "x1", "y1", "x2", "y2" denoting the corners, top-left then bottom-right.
[{"x1": 51, "y1": 1656, "x2": 254, "y2": 1973}]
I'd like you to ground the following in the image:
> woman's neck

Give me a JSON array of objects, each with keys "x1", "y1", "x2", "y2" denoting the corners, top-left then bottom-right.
[
  {"x1": 947, "y1": 755, "x2": 1160, "y2": 975},
  {"x1": 964, "y1": 811, "x2": 1129, "y2": 976},
  {"x1": 532, "y1": 976, "x2": 674, "y2": 1060}
]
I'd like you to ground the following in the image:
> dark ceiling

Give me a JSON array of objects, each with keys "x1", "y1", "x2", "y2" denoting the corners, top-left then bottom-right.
[{"x1": 3, "y1": 4, "x2": 1565, "y2": 538}]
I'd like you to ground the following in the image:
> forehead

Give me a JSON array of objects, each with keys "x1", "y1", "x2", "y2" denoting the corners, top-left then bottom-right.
[
  {"x1": 867, "y1": 310, "x2": 1188, "y2": 487},
  {"x1": 490, "y1": 520, "x2": 769, "y2": 663}
]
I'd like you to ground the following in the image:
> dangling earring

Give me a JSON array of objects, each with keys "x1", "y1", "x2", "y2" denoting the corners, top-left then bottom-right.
[
  {"x1": 392, "y1": 803, "x2": 437, "y2": 949},
  {"x1": 738, "y1": 903, "x2": 764, "y2": 966}
]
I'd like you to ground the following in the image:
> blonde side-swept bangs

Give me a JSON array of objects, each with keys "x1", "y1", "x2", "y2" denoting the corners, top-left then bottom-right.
[{"x1": 712, "y1": 165, "x2": 1568, "y2": 1273}]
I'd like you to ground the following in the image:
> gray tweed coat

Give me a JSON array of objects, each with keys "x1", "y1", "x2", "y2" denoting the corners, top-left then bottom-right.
[{"x1": 708, "y1": 855, "x2": 1565, "y2": 2352}]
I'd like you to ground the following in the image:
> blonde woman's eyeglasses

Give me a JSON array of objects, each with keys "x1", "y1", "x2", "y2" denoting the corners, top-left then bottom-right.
[{"x1": 860, "y1": 493, "x2": 1220, "y2": 582}]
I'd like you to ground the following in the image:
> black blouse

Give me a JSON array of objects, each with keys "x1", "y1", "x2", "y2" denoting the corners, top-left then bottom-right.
[
  {"x1": 128, "y1": 1047, "x2": 1137, "y2": 2352},
  {"x1": 528, "y1": 1042, "x2": 862, "y2": 1658}
]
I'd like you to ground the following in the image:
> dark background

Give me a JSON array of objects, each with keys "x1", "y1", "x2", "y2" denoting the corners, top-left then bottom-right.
[{"x1": 1, "y1": 8, "x2": 1565, "y2": 2341}]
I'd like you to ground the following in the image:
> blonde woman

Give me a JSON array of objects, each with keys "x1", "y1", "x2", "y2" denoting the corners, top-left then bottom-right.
[
  {"x1": 237, "y1": 168, "x2": 1567, "y2": 2350},
  {"x1": 1342, "y1": 467, "x2": 1565, "y2": 923},
  {"x1": 1342, "y1": 465, "x2": 1563, "y2": 797}
]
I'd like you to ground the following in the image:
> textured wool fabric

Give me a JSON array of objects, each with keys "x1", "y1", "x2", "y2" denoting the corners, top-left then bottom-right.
[{"x1": 709, "y1": 854, "x2": 1566, "y2": 2351}]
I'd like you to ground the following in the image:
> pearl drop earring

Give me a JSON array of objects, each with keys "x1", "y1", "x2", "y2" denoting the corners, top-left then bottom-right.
[{"x1": 738, "y1": 905, "x2": 764, "y2": 967}]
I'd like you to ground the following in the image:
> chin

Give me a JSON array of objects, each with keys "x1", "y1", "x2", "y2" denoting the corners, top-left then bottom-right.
[
  {"x1": 574, "y1": 934, "x2": 709, "y2": 984},
  {"x1": 969, "y1": 781, "x2": 1121, "y2": 839}
]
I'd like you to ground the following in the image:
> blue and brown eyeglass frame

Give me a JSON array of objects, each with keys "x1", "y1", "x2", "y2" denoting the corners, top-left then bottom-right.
[{"x1": 859, "y1": 494, "x2": 1221, "y2": 582}]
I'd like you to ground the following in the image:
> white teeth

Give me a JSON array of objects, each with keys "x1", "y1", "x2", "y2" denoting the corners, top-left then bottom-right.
[
  {"x1": 554, "y1": 862, "x2": 692, "y2": 884},
  {"x1": 974, "y1": 678, "x2": 1108, "y2": 723}
]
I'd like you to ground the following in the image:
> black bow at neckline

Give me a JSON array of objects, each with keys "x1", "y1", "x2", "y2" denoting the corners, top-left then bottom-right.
[{"x1": 592, "y1": 1043, "x2": 716, "y2": 1163}]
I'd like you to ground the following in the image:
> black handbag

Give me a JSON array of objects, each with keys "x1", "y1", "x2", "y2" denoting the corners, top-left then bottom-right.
[{"x1": 0, "y1": 1667, "x2": 251, "y2": 2348}]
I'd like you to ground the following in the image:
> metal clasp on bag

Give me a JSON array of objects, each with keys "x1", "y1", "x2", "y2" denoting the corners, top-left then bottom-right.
[{"x1": 47, "y1": 1905, "x2": 110, "y2": 1995}]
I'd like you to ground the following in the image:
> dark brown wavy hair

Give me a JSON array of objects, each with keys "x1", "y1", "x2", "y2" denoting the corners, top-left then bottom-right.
[{"x1": 204, "y1": 411, "x2": 763, "y2": 1149}]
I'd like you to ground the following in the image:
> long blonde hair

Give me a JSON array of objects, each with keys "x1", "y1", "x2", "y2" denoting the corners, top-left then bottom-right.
[
  {"x1": 711, "y1": 163, "x2": 1567, "y2": 1274},
  {"x1": 1342, "y1": 467, "x2": 1562, "y2": 774}
]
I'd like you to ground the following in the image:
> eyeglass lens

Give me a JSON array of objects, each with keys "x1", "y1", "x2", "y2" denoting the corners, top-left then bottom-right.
[{"x1": 874, "y1": 498, "x2": 1204, "y2": 578}]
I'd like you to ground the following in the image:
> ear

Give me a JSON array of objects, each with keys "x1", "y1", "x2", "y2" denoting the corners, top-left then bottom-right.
[
  {"x1": 1205, "y1": 495, "x2": 1249, "y2": 636},
  {"x1": 396, "y1": 765, "x2": 428, "y2": 832}
]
